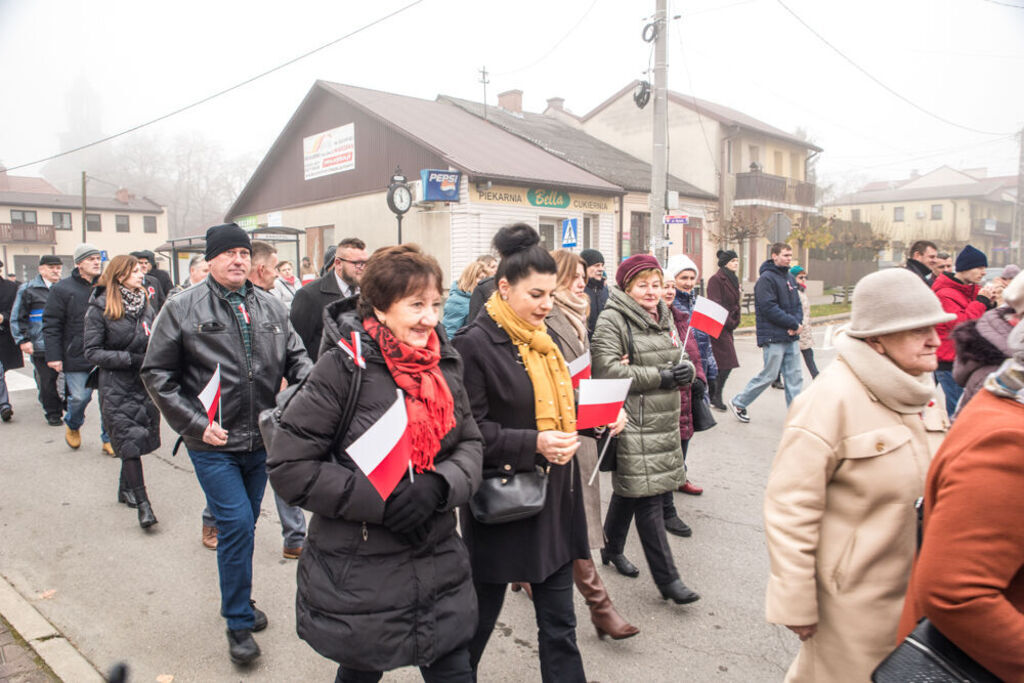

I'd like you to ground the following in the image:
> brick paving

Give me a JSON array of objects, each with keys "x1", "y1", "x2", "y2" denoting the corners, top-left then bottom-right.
[{"x1": 0, "y1": 616, "x2": 58, "y2": 683}]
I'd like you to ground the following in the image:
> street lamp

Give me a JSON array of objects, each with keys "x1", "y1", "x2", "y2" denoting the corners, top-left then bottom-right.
[{"x1": 386, "y1": 168, "x2": 412, "y2": 244}]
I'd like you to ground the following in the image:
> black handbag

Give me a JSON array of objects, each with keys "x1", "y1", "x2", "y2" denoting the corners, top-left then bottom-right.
[
  {"x1": 871, "y1": 618, "x2": 1000, "y2": 682},
  {"x1": 597, "y1": 432, "x2": 618, "y2": 472},
  {"x1": 85, "y1": 366, "x2": 100, "y2": 390},
  {"x1": 691, "y1": 384, "x2": 716, "y2": 432},
  {"x1": 468, "y1": 465, "x2": 549, "y2": 524}
]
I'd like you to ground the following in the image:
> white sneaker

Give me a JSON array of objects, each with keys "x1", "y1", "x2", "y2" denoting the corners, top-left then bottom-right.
[{"x1": 729, "y1": 398, "x2": 750, "y2": 423}]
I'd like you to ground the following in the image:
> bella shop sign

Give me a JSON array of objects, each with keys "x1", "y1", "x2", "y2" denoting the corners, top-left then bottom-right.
[{"x1": 472, "y1": 184, "x2": 614, "y2": 213}]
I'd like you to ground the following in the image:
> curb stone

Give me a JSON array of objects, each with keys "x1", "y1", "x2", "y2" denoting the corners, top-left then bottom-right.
[{"x1": 0, "y1": 576, "x2": 103, "y2": 682}]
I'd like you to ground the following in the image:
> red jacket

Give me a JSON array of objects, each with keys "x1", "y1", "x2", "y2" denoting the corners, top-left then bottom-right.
[{"x1": 931, "y1": 273, "x2": 987, "y2": 363}]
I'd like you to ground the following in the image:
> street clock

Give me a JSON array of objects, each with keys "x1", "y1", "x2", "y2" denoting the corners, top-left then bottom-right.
[{"x1": 386, "y1": 168, "x2": 411, "y2": 243}]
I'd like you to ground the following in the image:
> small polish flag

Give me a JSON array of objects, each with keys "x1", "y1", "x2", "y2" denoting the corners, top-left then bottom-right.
[
  {"x1": 142, "y1": 321, "x2": 151, "y2": 336},
  {"x1": 238, "y1": 303, "x2": 250, "y2": 325},
  {"x1": 198, "y1": 364, "x2": 221, "y2": 425},
  {"x1": 346, "y1": 389, "x2": 413, "y2": 500},
  {"x1": 690, "y1": 296, "x2": 729, "y2": 339},
  {"x1": 567, "y1": 350, "x2": 591, "y2": 388},
  {"x1": 576, "y1": 378, "x2": 632, "y2": 430}
]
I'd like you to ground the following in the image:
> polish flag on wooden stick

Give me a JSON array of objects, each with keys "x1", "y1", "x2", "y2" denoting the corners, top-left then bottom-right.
[
  {"x1": 690, "y1": 296, "x2": 729, "y2": 339},
  {"x1": 346, "y1": 389, "x2": 413, "y2": 500},
  {"x1": 576, "y1": 378, "x2": 631, "y2": 430},
  {"x1": 567, "y1": 350, "x2": 591, "y2": 388},
  {"x1": 198, "y1": 364, "x2": 221, "y2": 425}
]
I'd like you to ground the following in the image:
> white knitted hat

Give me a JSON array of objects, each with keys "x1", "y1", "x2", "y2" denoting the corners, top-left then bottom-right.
[
  {"x1": 845, "y1": 268, "x2": 955, "y2": 338},
  {"x1": 665, "y1": 254, "x2": 699, "y2": 279},
  {"x1": 1002, "y1": 270, "x2": 1024, "y2": 316}
]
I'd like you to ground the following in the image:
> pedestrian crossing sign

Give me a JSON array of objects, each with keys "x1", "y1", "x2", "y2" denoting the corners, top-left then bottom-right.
[{"x1": 561, "y1": 218, "x2": 578, "y2": 247}]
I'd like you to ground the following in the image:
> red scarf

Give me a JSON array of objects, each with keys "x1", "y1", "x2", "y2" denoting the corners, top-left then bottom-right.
[{"x1": 363, "y1": 316, "x2": 455, "y2": 472}]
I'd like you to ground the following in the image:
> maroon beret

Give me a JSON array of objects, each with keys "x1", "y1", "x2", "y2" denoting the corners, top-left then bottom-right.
[{"x1": 615, "y1": 254, "x2": 662, "y2": 290}]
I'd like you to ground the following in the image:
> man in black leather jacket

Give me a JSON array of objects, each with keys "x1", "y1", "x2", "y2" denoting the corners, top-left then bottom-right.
[{"x1": 142, "y1": 223, "x2": 311, "y2": 665}]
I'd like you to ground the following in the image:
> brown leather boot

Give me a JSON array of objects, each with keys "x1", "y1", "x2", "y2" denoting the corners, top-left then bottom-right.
[{"x1": 574, "y1": 558, "x2": 639, "y2": 640}]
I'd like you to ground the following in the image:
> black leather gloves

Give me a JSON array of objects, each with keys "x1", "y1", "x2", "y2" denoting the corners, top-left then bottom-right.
[
  {"x1": 382, "y1": 471, "x2": 448, "y2": 535},
  {"x1": 692, "y1": 377, "x2": 707, "y2": 398}
]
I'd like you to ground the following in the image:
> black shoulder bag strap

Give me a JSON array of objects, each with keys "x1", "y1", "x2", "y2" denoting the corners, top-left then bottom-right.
[{"x1": 624, "y1": 317, "x2": 637, "y2": 364}]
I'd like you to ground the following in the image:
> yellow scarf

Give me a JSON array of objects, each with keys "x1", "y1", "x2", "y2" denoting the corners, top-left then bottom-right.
[{"x1": 486, "y1": 291, "x2": 577, "y2": 432}]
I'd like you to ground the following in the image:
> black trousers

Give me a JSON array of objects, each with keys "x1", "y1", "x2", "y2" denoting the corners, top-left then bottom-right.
[
  {"x1": 801, "y1": 348, "x2": 819, "y2": 379},
  {"x1": 712, "y1": 367, "x2": 732, "y2": 405},
  {"x1": 335, "y1": 647, "x2": 473, "y2": 683},
  {"x1": 662, "y1": 440, "x2": 689, "y2": 520},
  {"x1": 31, "y1": 354, "x2": 63, "y2": 419},
  {"x1": 470, "y1": 562, "x2": 585, "y2": 683},
  {"x1": 604, "y1": 493, "x2": 680, "y2": 587}
]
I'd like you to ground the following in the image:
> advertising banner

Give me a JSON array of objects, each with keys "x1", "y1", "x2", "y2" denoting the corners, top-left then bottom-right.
[
  {"x1": 420, "y1": 169, "x2": 462, "y2": 202},
  {"x1": 303, "y1": 123, "x2": 355, "y2": 180}
]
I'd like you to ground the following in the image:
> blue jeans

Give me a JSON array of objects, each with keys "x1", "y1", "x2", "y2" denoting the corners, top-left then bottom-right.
[
  {"x1": 201, "y1": 491, "x2": 306, "y2": 548},
  {"x1": 188, "y1": 447, "x2": 268, "y2": 631},
  {"x1": 733, "y1": 341, "x2": 803, "y2": 410},
  {"x1": 934, "y1": 369, "x2": 962, "y2": 418},
  {"x1": 63, "y1": 371, "x2": 109, "y2": 441},
  {"x1": 0, "y1": 360, "x2": 9, "y2": 408}
]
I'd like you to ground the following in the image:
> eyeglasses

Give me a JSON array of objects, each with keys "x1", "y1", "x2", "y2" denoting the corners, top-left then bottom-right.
[{"x1": 337, "y1": 258, "x2": 368, "y2": 268}]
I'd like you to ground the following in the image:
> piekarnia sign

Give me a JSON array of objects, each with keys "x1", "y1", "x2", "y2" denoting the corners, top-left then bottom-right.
[
  {"x1": 471, "y1": 183, "x2": 614, "y2": 213},
  {"x1": 303, "y1": 123, "x2": 355, "y2": 180}
]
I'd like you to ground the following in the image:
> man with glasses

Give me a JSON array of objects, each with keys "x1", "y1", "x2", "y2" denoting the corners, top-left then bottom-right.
[{"x1": 289, "y1": 237, "x2": 367, "y2": 360}]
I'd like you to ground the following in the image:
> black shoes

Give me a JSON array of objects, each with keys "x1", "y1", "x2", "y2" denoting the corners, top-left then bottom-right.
[
  {"x1": 0, "y1": 404, "x2": 12, "y2": 422},
  {"x1": 710, "y1": 398, "x2": 727, "y2": 412},
  {"x1": 118, "y1": 486, "x2": 139, "y2": 508},
  {"x1": 658, "y1": 579, "x2": 701, "y2": 605},
  {"x1": 600, "y1": 548, "x2": 640, "y2": 578},
  {"x1": 132, "y1": 487, "x2": 157, "y2": 529},
  {"x1": 251, "y1": 600, "x2": 267, "y2": 632},
  {"x1": 664, "y1": 515, "x2": 692, "y2": 538},
  {"x1": 771, "y1": 379, "x2": 784, "y2": 390},
  {"x1": 226, "y1": 628, "x2": 261, "y2": 665},
  {"x1": 46, "y1": 415, "x2": 63, "y2": 426}
]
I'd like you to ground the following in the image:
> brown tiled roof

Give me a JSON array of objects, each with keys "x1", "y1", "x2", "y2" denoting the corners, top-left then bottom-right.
[
  {"x1": 0, "y1": 190, "x2": 164, "y2": 213},
  {"x1": 439, "y1": 95, "x2": 716, "y2": 201},
  {"x1": 0, "y1": 173, "x2": 60, "y2": 194},
  {"x1": 583, "y1": 80, "x2": 823, "y2": 152},
  {"x1": 318, "y1": 81, "x2": 622, "y2": 195}
]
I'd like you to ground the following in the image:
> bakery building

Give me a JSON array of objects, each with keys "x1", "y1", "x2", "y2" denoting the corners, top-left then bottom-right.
[{"x1": 227, "y1": 81, "x2": 625, "y2": 281}]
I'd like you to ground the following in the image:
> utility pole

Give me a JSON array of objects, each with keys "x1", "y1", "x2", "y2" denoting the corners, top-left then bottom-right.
[
  {"x1": 81, "y1": 171, "x2": 87, "y2": 243},
  {"x1": 650, "y1": 0, "x2": 668, "y2": 264},
  {"x1": 1015, "y1": 126, "x2": 1024, "y2": 265},
  {"x1": 479, "y1": 67, "x2": 490, "y2": 120}
]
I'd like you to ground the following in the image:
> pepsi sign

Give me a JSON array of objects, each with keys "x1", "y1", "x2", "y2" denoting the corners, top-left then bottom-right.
[{"x1": 420, "y1": 169, "x2": 462, "y2": 202}]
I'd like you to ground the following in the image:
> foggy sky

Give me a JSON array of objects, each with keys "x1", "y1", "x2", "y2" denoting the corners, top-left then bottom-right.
[{"x1": 1, "y1": 0, "x2": 1021, "y2": 191}]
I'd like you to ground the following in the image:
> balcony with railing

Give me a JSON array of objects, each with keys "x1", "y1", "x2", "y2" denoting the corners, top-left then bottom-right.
[
  {"x1": 972, "y1": 218, "x2": 1012, "y2": 236},
  {"x1": 0, "y1": 223, "x2": 57, "y2": 244},
  {"x1": 734, "y1": 171, "x2": 816, "y2": 210}
]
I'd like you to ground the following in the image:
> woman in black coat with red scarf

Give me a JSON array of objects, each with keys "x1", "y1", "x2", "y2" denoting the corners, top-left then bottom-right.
[
  {"x1": 268, "y1": 244, "x2": 482, "y2": 683},
  {"x1": 706, "y1": 250, "x2": 741, "y2": 410},
  {"x1": 83, "y1": 255, "x2": 161, "y2": 529}
]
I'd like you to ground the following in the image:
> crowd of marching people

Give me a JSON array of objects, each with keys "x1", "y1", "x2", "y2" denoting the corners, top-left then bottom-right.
[{"x1": 0, "y1": 221, "x2": 1021, "y2": 682}]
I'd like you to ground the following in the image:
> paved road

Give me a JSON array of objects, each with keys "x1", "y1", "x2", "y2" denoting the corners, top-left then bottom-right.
[{"x1": 0, "y1": 332, "x2": 837, "y2": 682}]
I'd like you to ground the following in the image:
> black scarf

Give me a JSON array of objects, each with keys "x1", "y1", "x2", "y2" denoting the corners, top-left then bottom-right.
[{"x1": 720, "y1": 267, "x2": 739, "y2": 291}]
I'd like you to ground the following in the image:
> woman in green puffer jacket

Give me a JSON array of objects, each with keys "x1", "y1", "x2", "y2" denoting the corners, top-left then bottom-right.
[{"x1": 591, "y1": 254, "x2": 701, "y2": 605}]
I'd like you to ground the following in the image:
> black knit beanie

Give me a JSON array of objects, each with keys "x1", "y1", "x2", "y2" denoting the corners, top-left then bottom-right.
[
  {"x1": 205, "y1": 223, "x2": 251, "y2": 261},
  {"x1": 580, "y1": 249, "x2": 605, "y2": 268},
  {"x1": 717, "y1": 249, "x2": 739, "y2": 268}
]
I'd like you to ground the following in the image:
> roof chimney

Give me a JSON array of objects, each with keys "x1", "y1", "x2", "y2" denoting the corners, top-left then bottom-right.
[
  {"x1": 115, "y1": 188, "x2": 135, "y2": 203},
  {"x1": 545, "y1": 97, "x2": 565, "y2": 112},
  {"x1": 498, "y1": 89, "x2": 523, "y2": 114}
]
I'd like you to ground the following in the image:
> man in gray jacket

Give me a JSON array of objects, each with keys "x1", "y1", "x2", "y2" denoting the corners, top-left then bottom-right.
[{"x1": 142, "y1": 223, "x2": 311, "y2": 665}]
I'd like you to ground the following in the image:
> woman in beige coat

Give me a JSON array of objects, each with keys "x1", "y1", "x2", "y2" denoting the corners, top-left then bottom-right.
[{"x1": 764, "y1": 268, "x2": 953, "y2": 682}]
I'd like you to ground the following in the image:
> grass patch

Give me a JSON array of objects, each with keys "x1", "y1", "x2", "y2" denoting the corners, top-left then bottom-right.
[{"x1": 739, "y1": 302, "x2": 850, "y2": 329}]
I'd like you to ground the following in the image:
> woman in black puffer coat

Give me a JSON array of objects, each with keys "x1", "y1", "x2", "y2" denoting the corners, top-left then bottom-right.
[
  {"x1": 83, "y1": 255, "x2": 161, "y2": 529},
  {"x1": 268, "y1": 245, "x2": 482, "y2": 682}
]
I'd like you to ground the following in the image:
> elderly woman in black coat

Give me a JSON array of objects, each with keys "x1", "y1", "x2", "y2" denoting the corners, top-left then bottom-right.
[
  {"x1": 268, "y1": 244, "x2": 482, "y2": 683},
  {"x1": 83, "y1": 255, "x2": 161, "y2": 529},
  {"x1": 454, "y1": 225, "x2": 590, "y2": 683}
]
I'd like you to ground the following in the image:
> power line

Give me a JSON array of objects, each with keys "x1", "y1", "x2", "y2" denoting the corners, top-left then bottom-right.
[
  {"x1": 493, "y1": 0, "x2": 600, "y2": 77},
  {"x1": 775, "y1": 0, "x2": 1014, "y2": 137},
  {"x1": 671, "y1": 5, "x2": 719, "y2": 175},
  {"x1": 5, "y1": 0, "x2": 426, "y2": 172}
]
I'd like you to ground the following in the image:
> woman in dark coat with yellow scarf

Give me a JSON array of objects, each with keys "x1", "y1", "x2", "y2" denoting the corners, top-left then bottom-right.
[{"x1": 454, "y1": 224, "x2": 589, "y2": 683}]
